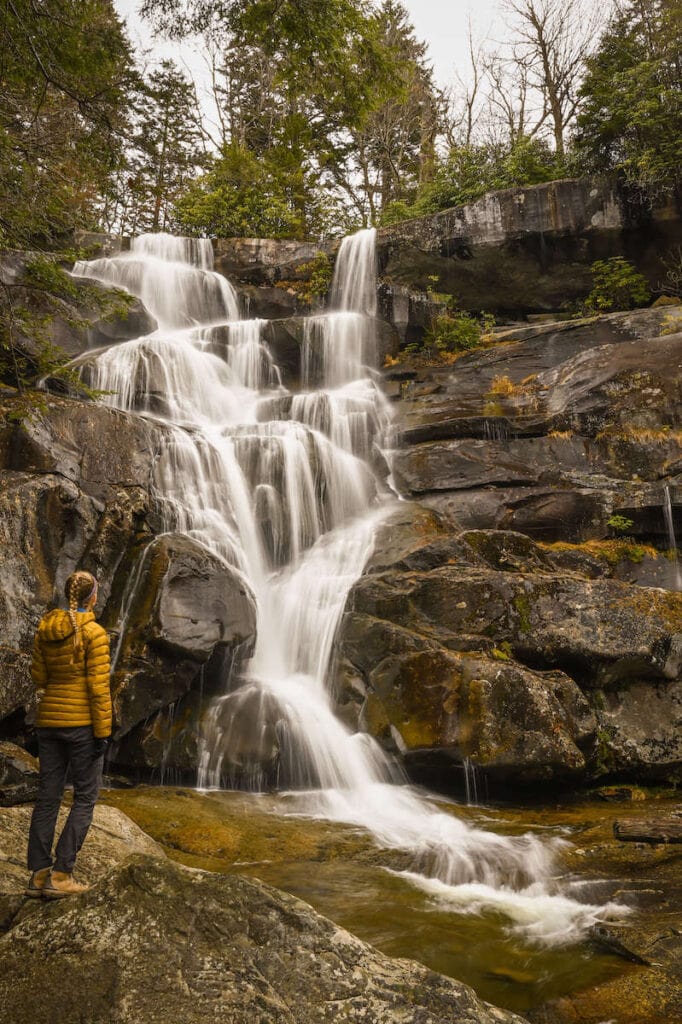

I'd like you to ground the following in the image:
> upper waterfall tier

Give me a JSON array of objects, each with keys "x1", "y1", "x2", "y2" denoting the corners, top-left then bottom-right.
[
  {"x1": 73, "y1": 232, "x2": 240, "y2": 329},
  {"x1": 330, "y1": 227, "x2": 377, "y2": 317}
]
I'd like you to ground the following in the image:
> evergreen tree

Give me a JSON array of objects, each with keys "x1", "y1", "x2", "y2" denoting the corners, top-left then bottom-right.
[
  {"x1": 0, "y1": 0, "x2": 135, "y2": 247},
  {"x1": 141, "y1": 0, "x2": 396, "y2": 236},
  {"x1": 575, "y1": 0, "x2": 682, "y2": 195},
  {"x1": 348, "y1": 1, "x2": 443, "y2": 222},
  {"x1": 105, "y1": 61, "x2": 206, "y2": 234}
]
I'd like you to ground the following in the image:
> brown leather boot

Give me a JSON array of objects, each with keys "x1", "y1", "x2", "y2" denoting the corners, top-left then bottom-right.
[
  {"x1": 42, "y1": 870, "x2": 90, "y2": 899},
  {"x1": 24, "y1": 867, "x2": 51, "y2": 898}
]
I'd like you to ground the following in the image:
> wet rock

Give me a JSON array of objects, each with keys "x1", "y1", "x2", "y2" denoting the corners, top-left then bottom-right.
[
  {"x1": 393, "y1": 311, "x2": 682, "y2": 446},
  {"x1": 0, "y1": 853, "x2": 527, "y2": 1024},
  {"x1": 339, "y1": 528, "x2": 682, "y2": 786},
  {"x1": 113, "y1": 690, "x2": 204, "y2": 776},
  {"x1": 0, "y1": 742, "x2": 39, "y2": 806},
  {"x1": 357, "y1": 631, "x2": 593, "y2": 784},
  {"x1": 595, "y1": 681, "x2": 682, "y2": 782},
  {"x1": 263, "y1": 315, "x2": 399, "y2": 387},
  {"x1": 110, "y1": 533, "x2": 257, "y2": 740}
]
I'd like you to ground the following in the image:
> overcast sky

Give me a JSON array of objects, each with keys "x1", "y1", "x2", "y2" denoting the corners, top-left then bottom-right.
[{"x1": 114, "y1": 0, "x2": 507, "y2": 91}]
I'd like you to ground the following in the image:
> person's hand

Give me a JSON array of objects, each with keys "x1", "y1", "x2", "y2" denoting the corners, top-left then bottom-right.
[{"x1": 92, "y1": 736, "x2": 110, "y2": 761}]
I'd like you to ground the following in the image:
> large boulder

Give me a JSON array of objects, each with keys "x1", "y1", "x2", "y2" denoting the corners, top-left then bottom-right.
[
  {"x1": 339, "y1": 526, "x2": 682, "y2": 788},
  {"x1": 0, "y1": 853, "x2": 527, "y2": 1024},
  {"x1": 0, "y1": 396, "x2": 163, "y2": 725},
  {"x1": 110, "y1": 534, "x2": 257, "y2": 740},
  {"x1": 0, "y1": 805, "x2": 164, "y2": 906}
]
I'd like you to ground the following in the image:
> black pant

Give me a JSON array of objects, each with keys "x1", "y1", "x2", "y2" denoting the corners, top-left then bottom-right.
[{"x1": 27, "y1": 726, "x2": 102, "y2": 874}]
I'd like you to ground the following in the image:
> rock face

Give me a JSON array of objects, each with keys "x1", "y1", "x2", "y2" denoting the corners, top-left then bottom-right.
[
  {"x1": 390, "y1": 310, "x2": 682, "y2": 545},
  {"x1": 206, "y1": 178, "x2": 682, "y2": 322},
  {"x1": 0, "y1": 394, "x2": 256, "y2": 777},
  {"x1": 330, "y1": 307, "x2": 682, "y2": 792},
  {"x1": 110, "y1": 533, "x2": 257, "y2": 763},
  {"x1": 0, "y1": 854, "x2": 526, "y2": 1024},
  {"x1": 376, "y1": 176, "x2": 681, "y2": 316},
  {"x1": 339, "y1": 523, "x2": 682, "y2": 787}
]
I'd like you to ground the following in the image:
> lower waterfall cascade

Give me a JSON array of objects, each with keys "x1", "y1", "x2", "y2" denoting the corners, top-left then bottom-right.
[{"x1": 72, "y1": 230, "x2": 627, "y2": 945}]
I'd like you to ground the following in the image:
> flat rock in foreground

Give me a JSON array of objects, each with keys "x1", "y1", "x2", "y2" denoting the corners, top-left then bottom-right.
[{"x1": 0, "y1": 853, "x2": 527, "y2": 1024}]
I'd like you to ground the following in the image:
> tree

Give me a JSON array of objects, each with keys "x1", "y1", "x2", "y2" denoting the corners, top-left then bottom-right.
[
  {"x1": 575, "y1": 0, "x2": 682, "y2": 195},
  {"x1": 103, "y1": 61, "x2": 206, "y2": 235},
  {"x1": 141, "y1": 0, "x2": 400, "y2": 235},
  {"x1": 500, "y1": 0, "x2": 601, "y2": 158},
  {"x1": 0, "y1": 0, "x2": 136, "y2": 247},
  {"x1": 174, "y1": 143, "x2": 308, "y2": 238}
]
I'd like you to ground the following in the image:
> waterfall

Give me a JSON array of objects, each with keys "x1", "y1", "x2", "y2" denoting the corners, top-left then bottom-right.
[
  {"x1": 663, "y1": 485, "x2": 682, "y2": 590},
  {"x1": 72, "y1": 230, "x2": 625, "y2": 946}
]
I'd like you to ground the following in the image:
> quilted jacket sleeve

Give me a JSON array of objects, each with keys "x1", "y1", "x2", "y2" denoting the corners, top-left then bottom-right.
[
  {"x1": 30, "y1": 631, "x2": 48, "y2": 689},
  {"x1": 84, "y1": 622, "x2": 112, "y2": 738}
]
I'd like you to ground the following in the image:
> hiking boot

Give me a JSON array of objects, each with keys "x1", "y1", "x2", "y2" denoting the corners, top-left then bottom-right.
[
  {"x1": 24, "y1": 867, "x2": 51, "y2": 898},
  {"x1": 42, "y1": 870, "x2": 90, "y2": 899}
]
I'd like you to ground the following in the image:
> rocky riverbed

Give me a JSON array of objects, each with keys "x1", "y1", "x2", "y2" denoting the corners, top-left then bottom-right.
[{"x1": 7, "y1": 784, "x2": 673, "y2": 1024}]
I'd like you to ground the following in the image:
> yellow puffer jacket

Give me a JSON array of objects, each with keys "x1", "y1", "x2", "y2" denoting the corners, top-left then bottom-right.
[{"x1": 31, "y1": 609, "x2": 112, "y2": 738}]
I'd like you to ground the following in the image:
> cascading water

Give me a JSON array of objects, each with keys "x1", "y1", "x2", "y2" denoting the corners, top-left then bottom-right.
[
  {"x1": 72, "y1": 228, "x2": 625, "y2": 945},
  {"x1": 663, "y1": 485, "x2": 681, "y2": 590}
]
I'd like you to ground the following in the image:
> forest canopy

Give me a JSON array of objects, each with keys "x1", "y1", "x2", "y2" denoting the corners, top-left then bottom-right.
[{"x1": 0, "y1": 0, "x2": 680, "y2": 247}]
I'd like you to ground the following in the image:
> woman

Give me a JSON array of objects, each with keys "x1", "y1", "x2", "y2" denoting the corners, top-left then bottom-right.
[{"x1": 25, "y1": 570, "x2": 112, "y2": 899}]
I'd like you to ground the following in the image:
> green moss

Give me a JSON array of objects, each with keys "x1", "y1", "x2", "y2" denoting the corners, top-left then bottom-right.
[
  {"x1": 513, "y1": 593, "x2": 532, "y2": 634},
  {"x1": 491, "y1": 641, "x2": 513, "y2": 662}
]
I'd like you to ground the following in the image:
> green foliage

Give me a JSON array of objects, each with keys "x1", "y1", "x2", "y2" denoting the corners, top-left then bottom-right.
[
  {"x1": 296, "y1": 254, "x2": 334, "y2": 305},
  {"x1": 491, "y1": 641, "x2": 513, "y2": 662},
  {"x1": 0, "y1": 253, "x2": 127, "y2": 415},
  {"x1": 585, "y1": 257, "x2": 650, "y2": 312},
  {"x1": 23, "y1": 257, "x2": 79, "y2": 302},
  {"x1": 575, "y1": 0, "x2": 682, "y2": 195},
  {"x1": 607, "y1": 514, "x2": 635, "y2": 534},
  {"x1": 0, "y1": 1, "x2": 136, "y2": 247},
  {"x1": 144, "y1": 0, "x2": 400, "y2": 236},
  {"x1": 404, "y1": 307, "x2": 495, "y2": 359},
  {"x1": 380, "y1": 136, "x2": 562, "y2": 224},
  {"x1": 174, "y1": 144, "x2": 310, "y2": 239},
  {"x1": 349, "y1": 1, "x2": 443, "y2": 224},
  {"x1": 425, "y1": 311, "x2": 482, "y2": 353}
]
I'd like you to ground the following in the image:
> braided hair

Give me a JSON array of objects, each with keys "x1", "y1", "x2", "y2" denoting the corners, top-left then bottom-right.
[{"x1": 65, "y1": 570, "x2": 98, "y2": 661}]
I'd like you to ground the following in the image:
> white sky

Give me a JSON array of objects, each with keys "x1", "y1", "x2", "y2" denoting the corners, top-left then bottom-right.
[{"x1": 115, "y1": 0, "x2": 506, "y2": 92}]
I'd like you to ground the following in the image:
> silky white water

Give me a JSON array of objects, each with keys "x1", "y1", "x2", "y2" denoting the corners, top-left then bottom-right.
[{"x1": 72, "y1": 228, "x2": 625, "y2": 944}]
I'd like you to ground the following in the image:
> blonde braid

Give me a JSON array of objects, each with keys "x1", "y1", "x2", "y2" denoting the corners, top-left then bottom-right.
[{"x1": 65, "y1": 570, "x2": 97, "y2": 661}]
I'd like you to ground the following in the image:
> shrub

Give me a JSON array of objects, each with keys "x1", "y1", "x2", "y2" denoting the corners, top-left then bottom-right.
[
  {"x1": 487, "y1": 374, "x2": 517, "y2": 396},
  {"x1": 585, "y1": 257, "x2": 650, "y2": 312},
  {"x1": 424, "y1": 309, "x2": 491, "y2": 354},
  {"x1": 607, "y1": 513, "x2": 635, "y2": 534}
]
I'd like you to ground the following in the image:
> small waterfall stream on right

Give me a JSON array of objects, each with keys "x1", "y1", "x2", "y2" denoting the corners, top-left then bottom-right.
[{"x1": 73, "y1": 229, "x2": 627, "y2": 954}]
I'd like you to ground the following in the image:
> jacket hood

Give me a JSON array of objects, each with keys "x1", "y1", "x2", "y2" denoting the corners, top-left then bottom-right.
[{"x1": 38, "y1": 608, "x2": 95, "y2": 643}]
